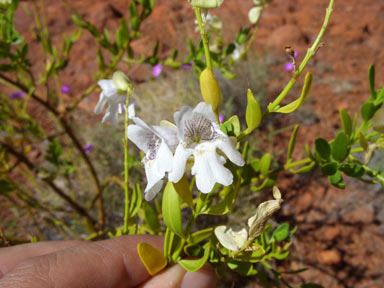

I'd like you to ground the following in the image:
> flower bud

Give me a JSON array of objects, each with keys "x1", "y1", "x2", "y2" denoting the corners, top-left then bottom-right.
[
  {"x1": 248, "y1": 186, "x2": 283, "y2": 239},
  {"x1": 200, "y1": 67, "x2": 221, "y2": 113},
  {"x1": 189, "y1": 0, "x2": 224, "y2": 9},
  {"x1": 112, "y1": 71, "x2": 133, "y2": 94},
  {"x1": 248, "y1": 6, "x2": 262, "y2": 24}
]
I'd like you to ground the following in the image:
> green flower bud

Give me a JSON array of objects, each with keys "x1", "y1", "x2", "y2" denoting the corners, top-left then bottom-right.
[
  {"x1": 112, "y1": 71, "x2": 133, "y2": 94},
  {"x1": 199, "y1": 67, "x2": 221, "y2": 113},
  {"x1": 189, "y1": 0, "x2": 224, "y2": 9}
]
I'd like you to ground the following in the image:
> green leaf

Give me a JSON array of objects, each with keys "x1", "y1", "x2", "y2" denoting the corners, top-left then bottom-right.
[
  {"x1": 129, "y1": 184, "x2": 143, "y2": 217},
  {"x1": 339, "y1": 109, "x2": 352, "y2": 137},
  {"x1": 184, "y1": 244, "x2": 203, "y2": 257},
  {"x1": 228, "y1": 260, "x2": 256, "y2": 276},
  {"x1": 272, "y1": 250, "x2": 290, "y2": 260},
  {"x1": 245, "y1": 89, "x2": 262, "y2": 134},
  {"x1": 321, "y1": 162, "x2": 338, "y2": 176},
  {"x1": 143, "y1": 203, "x2": 160, "y2": 232},
  {"x1": 137, "y1": 242, "x2": 167, "y2": 276},
  {"x1": 236, "y1": 27, "x2": 250, "y2": 44},
  {"x1": 331, "y1": 131, "x2": 349, "y2": 162},
  {"x1": 272, "y1": 223, "x2": 290, "y2": 241},
  {"x1": 202, "y1": 186, "x2": 238, "y2": 215},
  {"x1": 328, "y1": 170, "x2": 345, "y2": 189},
  {"x1": 359, "y1": 132, "x2": 368, "y2": 150},
  {"x1": 173, "y1": 175, "x2": 193, "y2": 207},
  {"x1": 260, "y1": 153, "x2": 271, "y2": 176},
  {"x1": 178, "y1": 244, "x2": 210, "y2": 272},
  {"x1": 289, "y1": 161, "x2": 316, "y2": 174},
  {"x1": 339, "y1": 163, "x2": 365, "y2": 177},
  {"x1": 275, "y1": 72, "x2": 313, "y2": 113},
  {"x1": 236, "y1": 246, "x2": 265, "y2": 263},
  {"x1": 315, "y1": 138, "x2": 330, "y2": 160},
  {"x1": 287, "y1": 124, "x2": 300, "y2": 163},
  {"x1": 187, "y1": 228, "x2": 213, "y2": 245},
  {"x1": 361, "y1": 101, "x2": 377, "y2": 122},
  {"x1": 368, "y1": 64, "x2": 376, "y2": 99},
  {"x1": 373, "y1": 125, "x2": 384, "y2": 133},
  {"x1": 162, "y1": 182, "x2": 184, "y2": 238}
]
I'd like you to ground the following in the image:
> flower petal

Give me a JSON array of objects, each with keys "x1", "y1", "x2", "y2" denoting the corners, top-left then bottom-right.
[
  {"x1": 94, "y1": 92, "x2": 108, "y2": 115},
  {"x1": 144, "y1": 179, "x2": 164, "y2": 201},
  {"x1": 191, "y1": 144, "x2": 233, "y2": 193},
  {"x1": 169, "y1": 144, "x2": 193, "y2": 183},
  {"x1": 174, "y1": 106, "x2": 194, "y2": 140},
  {"x1": 192, "y1": 102, "x2": 217, "y2": 124},
  {"x1": 152, "y1": 126, "x2": 179, "y2": 152},
  {"x1": 216, "y1": 137, "x2": 245, "y2": 167},
  {"x1": 214, "y1": 225, "x2": 248, "y2": 251},
  {"x1": 97, "y1": 80, "x2": 117, "y2": 97},
  {"x1": 128, "y1": 103, "x2": 136, "y2": 119},
  {"x1": 128, "y1": 124, "x2": 153, "y2": 153},
  {"x1": 103, "y1": 103, "x2": 120, "y2": 125}
]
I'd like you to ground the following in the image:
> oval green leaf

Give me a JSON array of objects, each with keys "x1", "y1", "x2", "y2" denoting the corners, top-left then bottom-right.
[
  {"x1": 162, "y1": 182, "x2": 184, "y2": 238},
  {"x1": 339, "y1": 109, "x2": 352, "y2": 137},
  {"x1": 315, "y1": 138, "x2": 330, "y2": 160},
  {"x1": 361, "y1": 101, "x2": 376, "y2": 122},
  {"x1": 245, "y1": 89, "x2": 262, "y2": 134},
  {"x1": 331, "y1": 131, "x2": 349, "y2": 162},
  {"x1": 260, "y1": 153, "x2": 271, "y2": 176},
  {"x1": 321, "y1": 162, "x2": 338, "y2": 176}
]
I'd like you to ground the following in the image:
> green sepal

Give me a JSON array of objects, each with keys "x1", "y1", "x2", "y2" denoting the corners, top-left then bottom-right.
[
  {"x1": 221, "y1": 115, "x2": 241, "y2": 137},
  {"x1": 275, "y1": 72, "x2": 313, "y2": 113},
  {"x1": 178, "y1": 244, "x2": 211, "y2": 272},
  {"x1": 245, "y1": 89, "x2": 262, "y2": 134},
  {"x1": 162, "y1": 182, "x2": 184, "y2": 238}
]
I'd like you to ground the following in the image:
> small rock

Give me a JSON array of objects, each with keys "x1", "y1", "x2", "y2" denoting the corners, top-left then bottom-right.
[
  {"x1": 322, "y1": 226, "x2": 341, "y2": 241},
  {"x1": 317, "y1": 249, "x2": 342, "y2": 265},
  {"x1": 341, "y1": 204, "x2": 375, "y2": 224}
]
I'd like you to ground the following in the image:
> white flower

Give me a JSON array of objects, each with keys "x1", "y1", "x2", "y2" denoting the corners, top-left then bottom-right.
[
  {"x1": 215, "y1": 187, "x2": 283, "y2": 251},
  {"x1": 94, "y1": 80, "x2": 126, "y2": 125},
  {"x1": 128, "y1": 114, "x2": 178, "y2": 201},
  {"x1": 169, "y1": 102, "x2": 245, "y2": 193}
]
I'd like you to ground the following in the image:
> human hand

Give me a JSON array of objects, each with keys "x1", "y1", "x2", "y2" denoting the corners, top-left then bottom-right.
[{"x1": 0, "y1": 235, "x2": 216, "y2": 288}]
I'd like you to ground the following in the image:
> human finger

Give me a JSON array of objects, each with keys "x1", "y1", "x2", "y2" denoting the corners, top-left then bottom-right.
[
  {"x1": 0, "y1": 240, "x2": 84, "y2": 277},
  {"x1": 0, "y1": 235, "x2": 163, "y2": 288}
]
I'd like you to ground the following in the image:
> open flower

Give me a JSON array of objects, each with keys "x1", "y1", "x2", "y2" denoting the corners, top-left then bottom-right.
[
  {"x1": 169, "y1": 102, "x2": 245, "y2": 193},
  {"x1": 128, "y1": 114, "x2": 178, "y2": 201},
  {"x1": 94, "y1": 80, "x2": 126, "y2": 125}
]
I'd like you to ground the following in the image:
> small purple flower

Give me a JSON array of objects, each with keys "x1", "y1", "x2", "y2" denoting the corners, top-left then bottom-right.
[
  {"x1": 284, "y1": 62, "x2": 294, "y2": 72},
  {"x1": 219, "y1": 114, "x2": 225, "y2": 123},
  {"x1": 182, "y1": 61, "x2": 193, "y2": 70},
  {"x1": 83, "y1": 143, "x2": 94, "y2": 154},
  {"x1": 294, "y1": 51, "x2": 299, "y2": 58},
  {"x1": 10, "y1": 91, "x2": 25, "y2": 99},
  {"x1": 61, "y1": 85, "x2": 71, "y2": 94},
  {"x1": 152, "y1": 64, "x2": 163, "y2": 77}
]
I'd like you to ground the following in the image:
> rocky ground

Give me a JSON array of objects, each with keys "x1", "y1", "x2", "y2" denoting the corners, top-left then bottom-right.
[{"x1": 7, "y1": 0, "x2": 384, "y2": 287}]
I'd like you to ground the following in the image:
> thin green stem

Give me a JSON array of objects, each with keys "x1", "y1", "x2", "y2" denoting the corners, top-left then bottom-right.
[
  {"x1": 194, "y1": 8, "x2": 212, "y2": 69},
  {"x1": 267, "y1": 0, "x2": 334, "y2": 113},
  {"x1": 123, "y1": 90, "x2": 132, "y2": 235}
]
